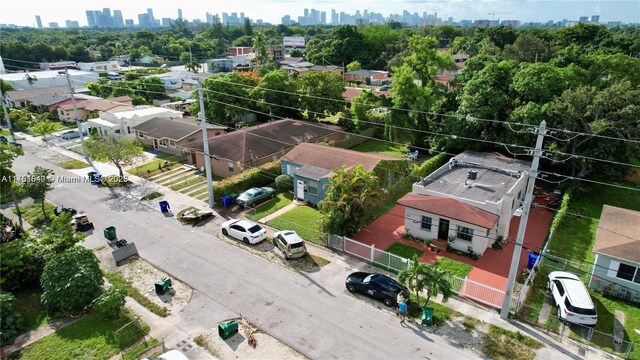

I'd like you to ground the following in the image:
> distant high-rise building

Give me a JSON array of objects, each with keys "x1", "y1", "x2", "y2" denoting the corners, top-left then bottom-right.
[
  {"x1": 125, "y1": 19, "x2": 134, "y2": 27},
  {"x1": 147, "y1": 8, "x2": 155, "y2": 27},
  {"x1": 162, "y1": 18, "x2": 171, "y2": 27},
  {"x1": 178, "y1": 9, "x2": 182, "y2": 20},
  {"x1": 590, "y1": 15, "x2": 600, "y2": 23},
  {"x1": 282, "y1": 15, "x2": 293, "y2": 25},
  {"x1": 65, "y1": 20, "x2": 79, "y2": 28},
  {"x1": 321, "y1": 11, "x2": 326, "y2": 24},
  {"x1": 48, "y1": 22, "x2": 59, "y2": 28},
  {"x1": 35, "y1": 15, "x2": 42, "y2": 28},
  {"x1": 138, "y1": 13, "x2": 150, "y2": 27},
  {"x1": 579, "y1": 16, "x2": 589, "y2": 23},
  {"x1": 331, "y1": 9, "x2": 338, "y2": 25},
  {"x1": 86, "y1": 10, "x2": 96, "y2": 27},
  {"x1": 113, "y1": 10, "x2": 124, "y2": 28},
  {"x1": 101, "y1": 8, "x2": 112, "y2": 27}
]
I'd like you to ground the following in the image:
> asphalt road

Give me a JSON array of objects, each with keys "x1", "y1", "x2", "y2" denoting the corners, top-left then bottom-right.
[{"x1": 13, "y1": 141, "x2": 481, "y2": 360}]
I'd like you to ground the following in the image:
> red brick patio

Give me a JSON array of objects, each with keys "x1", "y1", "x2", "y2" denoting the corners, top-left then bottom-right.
[{"x1": 352, "y1": 196, "x2": 554, "y2": 293}]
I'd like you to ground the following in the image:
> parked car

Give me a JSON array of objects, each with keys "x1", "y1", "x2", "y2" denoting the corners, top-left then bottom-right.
[
  {"x1": 221, "y1": 219, "x2": 267, "y2": 244},
  {"x1": 54, "y1": 205, "x2": 78, "y2": 216},
  {"x1": 547, "y1": 271, "x2": 598, "y2": 326},
  {"x1": 236, "y1": 187, "x2": 275, "y2": 207},
  {"x1": 273, "y1": 230, "x2": 307, "y2": 259},
  {"x1": 57, "y1": 130, "x2": 80, "y2": 140},
  {"x1": 345, "y1": 272, "x2": 409, "y2": 307},
  {"x1": 379, "y1": 84, "x2": 390, "y2": 91},
  {"x1": 143, "y1": 350, "x2": 188, "y2": 360}
]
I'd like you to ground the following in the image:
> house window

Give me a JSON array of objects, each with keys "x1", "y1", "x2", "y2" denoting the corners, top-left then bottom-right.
[
  {"x1": 168, "y1": 140, "x2": 176, "y2": 148},
  {"x1": 137, "y1": 131, "x2": 144, "y2": 139},
  {"x1": 127, "y1": 126, "x2": 131, "y2": 134},
  {"x1": 456, "y1": 226, "x2": 474, "y2": 242},
  {"x1": 420, "y1": 216, "x2": 432, "y2": 231},
  {"x1": 228, "y1": 162, "x2": 234, "y2": 172},
  {"x1": 616, "y1": 263, "x2": 640, "y2": 284},
  {"x1": 187, "y1": 138, "x2": 195, "y2": 143},
  {"x1": 159, "y1": 139, "x2": 168, "y2": 147},
  {"x1": 307, "y1": 180, "x2": 318, "y2": 195}
]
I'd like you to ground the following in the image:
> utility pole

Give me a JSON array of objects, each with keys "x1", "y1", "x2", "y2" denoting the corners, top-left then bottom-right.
[
  {"x1": 1, "y1": 95, "x2": 16, "y2": 142},
  {"x1": 500, "y1": 120, "x2": 547, "y2": 320},
  {"x1": 198, "y1": 78, "x2": 215, "y2": 208},
  {"x1": 65, "y1": 68, "x2": 90, "y2": 161}
]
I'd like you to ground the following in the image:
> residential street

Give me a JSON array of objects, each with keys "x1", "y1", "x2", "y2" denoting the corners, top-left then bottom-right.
[{"x1": 12, "y1": 140, "x2": 483, "y2": 359}]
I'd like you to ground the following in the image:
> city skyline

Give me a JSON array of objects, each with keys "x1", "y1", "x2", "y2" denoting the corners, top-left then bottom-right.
[{"x1": 0, "y1": 0, "x2": 638, "y2": 28}]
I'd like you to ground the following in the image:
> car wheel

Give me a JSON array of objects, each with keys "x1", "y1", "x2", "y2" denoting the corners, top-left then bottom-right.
[
  {"x1": 243, "y1": 238, "x2": 250, "y2": 244},
  {"x1": 270, "y1": 193, "x2": 275, "y2": 199},
  {"x1": 346, "y1": 284, "x2": 356, "y2": 293},
  {"x1": 383, "y1": 298, "x2": 393, "y2": 307},
  {"x1": 557, "y1": 306, "x2": 562, "y2": 320},
  {"x1": 222, "y1": 229, "x2": 228, "y2": 236},
  {"x1": 250, "y1": 202, "x2": 256, "y2": 207}
]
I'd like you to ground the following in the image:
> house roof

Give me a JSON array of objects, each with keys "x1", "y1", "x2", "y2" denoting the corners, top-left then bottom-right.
[
  {"x1": 60, "y1": 97, "x2": 133, "y2": 111},
  {"x1": 346, "y1": 70, "x2": 389, "y2": 77},
  {"x1": 416, "y1": 151, "x2": 530, "y2": 206},
  {"x1": 282, "y1": 142, "x2": 401, "y2": 172},
  {"x1": 132, "y1": 118, "x2": 203, "y2": 140},
  {"x1": 342, "y1": 87, "x2": 390, "y2": 102},
  {"x1": 185, "y1": 119, "x2": 340, "y2": 163},
  {"x1": 593, "y1": 205, "x2": 640, "y2": 264},
  {"x1": 310, "y1": 65, "x2": 341, "y2": 72},
  {"x1": 279, "y1": 57, "x2": 305, "y2": 65},
  {"x1": 27, "y1": 93, "x2": 100, "y2": 107},
  {"x1": 107, "y1": 106, "x2": 183, "y2": 120},
  {"x1": 6, "y1": 86, "x2": 91, "y2": 103},
  {"x1": 398, "y1": 193, "x2": 499, "y2": 229},
  {"x1": 295, "y1": 165, "x2": 332, "y2": 181}
]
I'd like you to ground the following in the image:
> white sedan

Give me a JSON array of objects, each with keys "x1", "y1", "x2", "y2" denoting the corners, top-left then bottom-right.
[{"x1": 221, "y1": 219, "x2": 267, "y2": 244}]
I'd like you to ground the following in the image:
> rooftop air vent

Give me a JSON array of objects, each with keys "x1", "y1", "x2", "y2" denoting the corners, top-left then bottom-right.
[{"x1": 467, "y1": 169, "x2": 478, "y2": 181}]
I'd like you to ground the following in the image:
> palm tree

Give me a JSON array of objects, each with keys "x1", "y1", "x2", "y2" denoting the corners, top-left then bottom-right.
[{"x1": 398, "y1": 255, "x2": 454, "y2": 308}]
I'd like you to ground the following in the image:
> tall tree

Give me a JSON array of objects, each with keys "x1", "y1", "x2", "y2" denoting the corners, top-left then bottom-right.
[
  {"x1": 250, "y1": 69, "x2": 301, "y2": 118},
  {"x1": 295, "y1": 71, "x2": 346, "y2": 121},
  {"x1": 252, "y1": 32, "x2": 268, "y2": 65},
  {"x1": 243, "y1": 18, "x2": 253, "y2": 36},
  {"x1": 85, "y1": 135, "x2": 144, "y2": 178},
  {"x1": 22, "y1": 166, "x2": 55, "y2": 219},
  {"x1": 198, "y1": 71, "x2": 260, "y2": 125},
  {"x1": 0, "y1": 143, "x2": 24, "y2": 227},
  {"x1": 404, "y1": 35, "x2": 452, "y2": 86}
]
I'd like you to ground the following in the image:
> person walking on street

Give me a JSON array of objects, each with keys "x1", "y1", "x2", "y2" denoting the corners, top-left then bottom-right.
[
  {"x1": 396, "y1": 292, "x2": 404, "y2": 316},
  {"x1": 398, "y1": 298, "x2": 408, "y2": 325}
]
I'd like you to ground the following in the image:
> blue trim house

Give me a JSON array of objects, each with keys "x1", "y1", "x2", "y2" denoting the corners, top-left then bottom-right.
[{"x1": 281, "y1": 143, "x2": 407, "y2": 206}]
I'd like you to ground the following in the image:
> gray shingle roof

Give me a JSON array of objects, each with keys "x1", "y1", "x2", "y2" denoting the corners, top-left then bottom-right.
[{"x1": 132, "y1": 118, "x2": 201, "y2": 140}]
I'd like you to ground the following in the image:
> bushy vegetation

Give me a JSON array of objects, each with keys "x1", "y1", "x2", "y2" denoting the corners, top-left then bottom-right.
[
  {"x1": 0, "y1": 292, "x2": 25, "y2": 346},
  {"x1": 214, "y1": 160, "x2": 281, "y2": 199}
]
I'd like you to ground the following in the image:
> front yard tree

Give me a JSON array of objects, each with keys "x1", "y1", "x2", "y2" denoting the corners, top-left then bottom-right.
[
  {"x1": 398, "y1": 255, "x2": 454, "y2": 308},
  {"x1": 295, "y1": 71, "x2": 346, "y2": 121},
  {"x1": 319, "y1": 165, "x2": 381, "y2": 236},
  {"x1": 22, "y1": 166, "x2": 54, "y2": 219},
  {"x1": 0, "y1": 143, "x2": 24, "y2": 227},
  {"x1": 30, "y1": 115, "x2": 57, "y2": 142},
  {"x1": 41, "y1": 246, "x2": 103, "y2": 316},
  {"x1": 86, "y1": 135, "x2": 144, "y2": 178}
]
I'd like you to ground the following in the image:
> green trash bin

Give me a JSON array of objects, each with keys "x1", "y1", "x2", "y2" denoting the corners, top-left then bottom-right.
[
  {"x1": 103, "y1": 226, "x2": 117, "y2": 241},
  {"x1": 218, "y1": 320, "x2": 238, "y2": 340},
  {"x1": 154, "y1": 278, "x2": 172, "y2": 295},
  {"x1": 421, "y1": 307, "x2": 434, "y2": 326}
]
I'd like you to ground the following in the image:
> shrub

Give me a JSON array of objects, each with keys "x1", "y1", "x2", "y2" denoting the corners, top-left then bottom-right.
[
  {"x1": 274, "y1": 174, "x2": 293, "y2": 192},
  {"x1": 93, "y1": 287, "x2": 126, "y2": 319},
  {"x1": 215, "y1": 160, "x2": 281, "y2": 198},
  {"x1": 0, "y1": 292, "x2": 25, "y2": 346},
  {"x1": 41, "y1": 247, "x2": 103, "y2": 317},
  {"x1": 0, "y1": 240, "x2": 46, "y2": 291}
]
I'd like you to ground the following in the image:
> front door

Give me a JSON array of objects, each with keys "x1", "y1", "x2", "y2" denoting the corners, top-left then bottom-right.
[
  {"x1": 190, "y1": 151, "x2": 197, "y2": 164},
  {"x1": 438, "y1": 219, "x2": 450, "y2": 240},
  {"x1": 296, "y1": 180, "x2": 305, "y2": 200},
  {"x1": 153, "y1": 138, "x2": 159, "y2": 150}
]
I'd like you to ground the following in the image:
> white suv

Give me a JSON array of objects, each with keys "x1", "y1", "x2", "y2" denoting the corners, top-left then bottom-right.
[{"x1": 548, "y1": 271, "x2": 598, "y2": 326}]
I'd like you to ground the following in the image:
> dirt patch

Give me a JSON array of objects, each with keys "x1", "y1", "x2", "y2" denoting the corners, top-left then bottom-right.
[
  {"x1": 433, "y1": 315, "x2": 489, "y2": 355},
  {"x1": 195, "y1": 318, "x2": 307, "y2": 360},
  {"x1": 216, "y1": 233, "x2": 330, "y2": 273}
]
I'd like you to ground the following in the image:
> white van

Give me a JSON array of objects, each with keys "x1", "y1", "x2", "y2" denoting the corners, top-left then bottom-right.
[{"x1": 107, "y1": 72, "x2": 123, "y2": 80}]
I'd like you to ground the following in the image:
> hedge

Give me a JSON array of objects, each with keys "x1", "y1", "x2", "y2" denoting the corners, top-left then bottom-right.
[{"x1": 215, "y1": 160, "x2": 281, "y2": 199}]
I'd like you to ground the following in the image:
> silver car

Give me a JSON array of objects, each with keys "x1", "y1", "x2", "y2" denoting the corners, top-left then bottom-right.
[
  {"x1": 273, "y1": 230, "x2": 307, "y2": 259},
  {"x1": 236, "y1": 187, "x2": 275, "y2": 207}
]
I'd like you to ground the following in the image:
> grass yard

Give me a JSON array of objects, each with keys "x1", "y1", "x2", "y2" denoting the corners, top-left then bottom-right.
[
  {"x1": 587, "y1": 292, "x2": 640, "y2": 359},
  {"x1": 1, "y1": 128, "x2": 11, "y2": 136},
  {"x1": 121, "y1": 338, "x2": 160, "y2": 360},
  {"x1": 57, "y1": 159, "x2": 89, "y2": 169},
  {"x1": 406, "y1": 293, "x2": 454, "y2": 327},
  {"x1": 435, "y1": 257, "x2": 473, "y2": 279},
  {"x1": 246, "y1": 193, "x2": 294, "y2": 221},
  {"x1": 483, "y1": 325, "x2": 542, "y2": 360},
  {"x1": 103, "y1": 271, "x2": 169, "y2": 317},
  {"x1": 14, "y1": 289, "x2": 49, "y2": 332},
  {"x1": 9, "y1": 311, "x2": 148, "y2": 360},
  {"x1": 351, "y1": 139, "x2": 409, "y2": 158},
  {"x1": 127, "y1": 155, "x2": 184, "y2": 178},
  {"x1": 13, "y1": 203, "x2": 56, "y2": 228},
  {"x1": 0, "y1": 183, "x2": 26, "y2": 205},
  {"x1": 267, "y1": 206, "x2": 325, "y2": 245},
  {"x1": 385, "y1": 243, "x2": 424, "y2": 259}
]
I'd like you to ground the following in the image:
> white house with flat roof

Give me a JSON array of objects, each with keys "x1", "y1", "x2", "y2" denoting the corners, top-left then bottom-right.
[
  {"x1": 0, "y1": 70, "x2": 98, "y2": 90},
  {"x1": 87, "y1": 106, "x2": 183, "y2": 138},
  {"x1": 398, "y1": 151, "x2": 530, "y2": 257}
]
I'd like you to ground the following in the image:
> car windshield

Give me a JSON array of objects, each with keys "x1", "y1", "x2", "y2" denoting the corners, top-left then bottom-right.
[
  {"x1": 290, "y1": 242, "x2": 305, "y2": 248},
  {"x1": 247, "y1": 225, "x2": 262, "y2": 233},
  {"x1": 363, "y1": 274, "x2": 376, "y2": 284},
  {"x1": 564, "y1": 298, "x2": 597, "y2": 315}
]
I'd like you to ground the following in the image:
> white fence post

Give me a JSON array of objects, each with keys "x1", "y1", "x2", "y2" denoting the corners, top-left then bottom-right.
[{"x1": 370, "y1": 243, "x2": 375, "y2": 262}]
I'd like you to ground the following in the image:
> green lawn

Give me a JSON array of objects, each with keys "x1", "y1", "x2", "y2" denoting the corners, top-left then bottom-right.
[
  {"x1": 435, "y1": 257, "x2": 473, "y2": 279},
  {"x1": 14, "y1": 289, "x2": 49, "y2": 332},
  {"x1": 385, "y1": 243, "x2": 424, "y2": 259},
  {"x1": 246, "y1": 193, "x2": 294, "y2": 221},
  {"x1": 483, "y1": 324, "x2": 543, "y2": 360},
  {"x1": 0, "y1": 183, "x2": 26, "y2": 205},
  {"x1": 351, "y1": 139, "x2": 409, "y2": 157},
  {"x1": 57, "y1": 159, "x2": 89, "y2": 169},
  {"x1": 103, "y1": 271, "x2": 169, "y2": 317},
  {"x1": 588, "y1": 292, "x2": 640, "y2": 359},
  {"x1": 121, "y1": 338, "x2": 160, "y2": 360},
  {"x1": 127, "y1": 155, "x2": 184, "y2": 177},
  {"x1": 1, "y1": 128, "x2": 11, "y2": 136},
  {"x1": 13, "y1": 203, "x2": 57, "y2": 228},
  {"x1": 406, "y1": 293, "x2": 454, "y2": 326},
  {"x1": 9, "y1": 311, "x2": 148, "y2": 360},
  {"x1": 267, "y1": 206, "x2": 325, "y2": 245}
]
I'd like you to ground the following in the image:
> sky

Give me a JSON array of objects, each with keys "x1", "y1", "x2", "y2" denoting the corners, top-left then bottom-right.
[{"x1": 0, "y1": 0, "x2": 638, "y2": 27}]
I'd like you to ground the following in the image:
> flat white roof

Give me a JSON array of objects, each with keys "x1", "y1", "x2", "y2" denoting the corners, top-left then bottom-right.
[
  {"x1": 88, "y1": 118, "x2": 120, "y2": 128},
  {"x1": 0, "y1": 70, "x2": 97, "y2": 81},
  {"x1": 109, "y1": 106, "x2": 182, "y2": 119}
]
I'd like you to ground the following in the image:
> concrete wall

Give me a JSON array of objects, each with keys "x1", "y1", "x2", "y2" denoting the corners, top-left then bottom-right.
[
  {"x1": 403, "y1": 207, "x2": 496, "y2": 256},
  {"x1": 590, "y1": 254, "x2": 640, "y2": 303}
]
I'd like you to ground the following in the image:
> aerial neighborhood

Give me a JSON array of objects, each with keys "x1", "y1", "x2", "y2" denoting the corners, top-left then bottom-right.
[{"x1": 0, "y1": 3, "x2": 639, "y2": 360}]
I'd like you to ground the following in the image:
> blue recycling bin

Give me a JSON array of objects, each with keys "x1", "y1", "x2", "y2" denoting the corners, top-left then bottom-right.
[
  {"x1": 159, "y1": 200, "x2": 170, "y2": 213},
  {"x1": 527, "y1": 252, "x2": 540, "y2": 269},
  {"x1": 222, "y1": 195, "x2": 232, "y2": 208}
]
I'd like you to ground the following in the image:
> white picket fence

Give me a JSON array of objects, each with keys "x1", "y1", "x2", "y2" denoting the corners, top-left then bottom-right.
[{"x1": 328, "y1": 234, "x2": 508, "y2": 309}]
